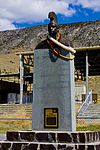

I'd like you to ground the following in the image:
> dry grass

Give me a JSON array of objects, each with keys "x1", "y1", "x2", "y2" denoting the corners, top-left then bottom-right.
[
  {"x1": 0, "y1": 54, "x2": 19, "y2": 75},
  {"x1": 0, "y1": 120, "x2": 32, "y2": 133},
  {"x1": 77, "y1": 123, "x2": 100, "y2": 131},
  {"x1": 0, "y1": 104, "x2": 32, "y2": 133},
  {"x1": 0, "y1": 119, "x2": 100, "y2": 133},
  {"x1": 0, "y1": 109, "x2": 32, "y2": 133}
]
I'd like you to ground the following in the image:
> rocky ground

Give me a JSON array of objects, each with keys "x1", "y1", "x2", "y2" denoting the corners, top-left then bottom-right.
[{"x1": 0, "y1": 20, "x2": 99, "y2": 54}]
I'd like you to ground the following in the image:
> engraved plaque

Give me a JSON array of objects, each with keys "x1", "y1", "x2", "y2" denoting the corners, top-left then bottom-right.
[{"x1": 44, "y1": 108, "x2": 58, "y2": 128}]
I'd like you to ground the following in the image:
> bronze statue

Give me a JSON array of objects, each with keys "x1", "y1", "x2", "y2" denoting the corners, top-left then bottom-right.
[
  {"x1": 47, "y1": 12, "x2": 75, "y2": 60},
  {"x1": 48, "y1": 12, "x2": 61, "y2": 41}
]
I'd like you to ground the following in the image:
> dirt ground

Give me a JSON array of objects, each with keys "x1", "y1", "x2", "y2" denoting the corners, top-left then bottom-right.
[{"x1": 0, "y1": 54, "x2": 19, "y2": 75}]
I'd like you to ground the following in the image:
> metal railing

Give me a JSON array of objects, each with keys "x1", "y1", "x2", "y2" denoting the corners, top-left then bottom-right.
[{"x1": 78, "y1": 90, "x2": 92, "y2": 116}]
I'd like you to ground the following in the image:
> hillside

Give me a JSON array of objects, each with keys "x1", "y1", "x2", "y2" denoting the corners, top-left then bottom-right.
[
  {"x1": 0, "y1": 20, "x2": 100, "y2": 54},
  {"x1": 0, "y1": 54, "x2": 19, "y2": 74},
  {"x1": 0, "y1": 20, "x2": 100, "y2": 76}
]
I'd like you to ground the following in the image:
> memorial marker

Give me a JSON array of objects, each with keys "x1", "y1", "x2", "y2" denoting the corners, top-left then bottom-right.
[{"x1": 32, "y1": 12, "x2": 76, "y2": 131}]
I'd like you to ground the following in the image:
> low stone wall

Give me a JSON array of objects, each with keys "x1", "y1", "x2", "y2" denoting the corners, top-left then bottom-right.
[
  {"x1": 0, "y1": 130, "x2": 99, "y2": 150},
  {"x1": 7, "y1": 131, "x2": 100, "y2": 143},
  {"x1": 0, "y1": 141, "x2": 99, "y2": 150}
]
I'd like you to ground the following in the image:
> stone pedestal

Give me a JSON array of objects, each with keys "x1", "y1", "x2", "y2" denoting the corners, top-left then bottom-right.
[{"x1": 32, "y1": 49, "x2": 76, "y2": 131}]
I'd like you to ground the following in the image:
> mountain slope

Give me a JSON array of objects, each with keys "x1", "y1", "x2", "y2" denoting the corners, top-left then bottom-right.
[{"x1": 0, "y1": 20, "x2": 100, "y2": 54}]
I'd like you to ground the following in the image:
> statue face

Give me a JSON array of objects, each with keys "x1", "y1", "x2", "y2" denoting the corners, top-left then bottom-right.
[
  {"x1": 49, "y1": 20, "x2": 57, "y2": 35},
  {"x1": 50, "y1": 24, "x2": 57, "y2": 33}
]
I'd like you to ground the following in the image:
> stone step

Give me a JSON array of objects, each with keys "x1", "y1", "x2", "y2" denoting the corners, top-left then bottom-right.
[
  {"x1": 0, "y1": 141, "x2": 100, "y2": 150},
  {"x1": 84, "y1": 111, "x2": 100, "y2": 113},
  {"x1": 82, "y1": 115, "x2": 100, "y2": 118},
  {"x1": 85, "y1": 113, "x2": 100, "y2": 115},
  {"x1": 79, "y1": 104, "x2": 100, "y2": 117},
  {"x1": 7, "y1": 131, "x2": 100, "y2": 144},
  {"x1": 86, "y1": 110, "x2": 100, "y2": 111},
  {"x1": 90, "y1": 109, "x2": 100, "y2": 111},
  {"x1": 0, "y1": 104, "x2": 32, "y2": 118},
  {"x1": 87, "y1": 107, "x2": 100, "y2": 109}
]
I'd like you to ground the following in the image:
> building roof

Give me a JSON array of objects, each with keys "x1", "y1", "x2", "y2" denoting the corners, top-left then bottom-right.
[
  {"x1": 75, "y1": 46, "x2": 100, "y2": 76},
  {"x1": 16, "y1": 46, "x2": 100, "y2": 77}
]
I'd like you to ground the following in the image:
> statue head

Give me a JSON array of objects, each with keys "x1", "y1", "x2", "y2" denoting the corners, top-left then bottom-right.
[{"x1": 48, "y1": 12, "x2": 59, "y2": 39}]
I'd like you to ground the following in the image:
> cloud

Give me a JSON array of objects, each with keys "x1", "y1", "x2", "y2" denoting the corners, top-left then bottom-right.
[
  {"x1": 0, "y1": 0, "x2": 76, "y2": 31},
  {"x1": 0, "y1": 0, "x2": 100, "y2": 31},
  {"x1": 0, "y1": 0, "x2": 75, "y2": 22},
  {"x1": 0, "y1": 19, "x2": 16, "y2": 31},
  {"x1": 76, "y1": 0, "x2": 100, "y2": 11}
]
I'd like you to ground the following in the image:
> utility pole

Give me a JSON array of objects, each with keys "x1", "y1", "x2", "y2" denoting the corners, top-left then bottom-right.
[
  {"x1": 86, "y1": 51, "x2": 89, "y2": 97},
  {"x1": 20, "y1": 54, "x2": 24, "y2": 104}
]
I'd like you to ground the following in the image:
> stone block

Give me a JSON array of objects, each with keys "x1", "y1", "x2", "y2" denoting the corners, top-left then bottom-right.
[
  {"x1": 35, "y1": 132, "x2": 56, "y2": 142},
  {"x1": 87, "y1": 145, "x2": 94, "y2": 150},
  {"x1": 96, "y1": 144, "x2": 100, "y2": 150},
  {"x1": 40, "y1": 144, "x2": 56, "y2": 150},
  {"x1": 57, "y1": 133, "x2": 72, "y2": 143},
  {"x1": 78, "y1": 145, "x2": 85, "y2": 150},
  {"x1": 71, "y1": 133, "x2": 78, "y2": 143},
  {"x1": 12, "y1": 143, "x2": 23, "y2": 150},
  {"x1": 78, "y1": 133, "x2": 85, "y2": 143},
  {"x1": 66, "y1": 146, "x2": 74, "y2": 150},
  {"x1": 58, "y1": 144, "x2": 66, "y2": 149},
  {"x1": 22, "y1": 143, "x2": 38, "y2": 150},
  {"x1": 20, "y1": 132, "x2": 35, "y2": 141},
  {"x1": 7, "y1": 131, "x2": 19, "y2": 141},
  {"x1": 0, "y1": 143, "x2": 11, "y2": 149}
]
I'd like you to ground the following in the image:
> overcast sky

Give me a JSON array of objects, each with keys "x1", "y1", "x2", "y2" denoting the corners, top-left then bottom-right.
[{"x1": 0, "y1": 0, "x2": 100, "y2": 31}]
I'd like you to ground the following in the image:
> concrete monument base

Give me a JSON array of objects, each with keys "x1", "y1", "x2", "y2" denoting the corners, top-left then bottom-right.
[{"x1": 32, "y1": 48, "x2": 76, "y2": 131}]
